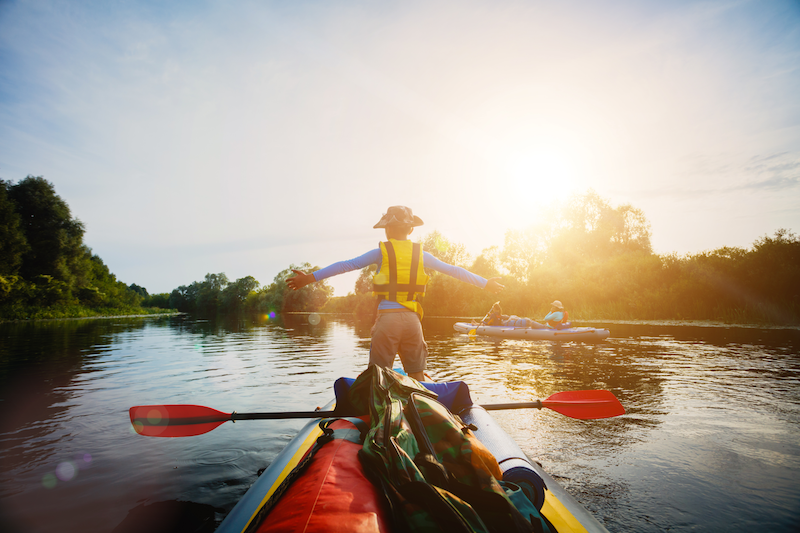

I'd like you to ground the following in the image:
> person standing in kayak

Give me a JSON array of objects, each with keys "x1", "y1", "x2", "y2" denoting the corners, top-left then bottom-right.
[{"x1": 286, "y1": 206, "x2": 504, "y2": 381}]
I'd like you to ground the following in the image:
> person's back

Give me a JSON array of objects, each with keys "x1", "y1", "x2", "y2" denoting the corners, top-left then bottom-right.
[{"x1": 372, "y1": 237, "x2": 429, "y2": 317}]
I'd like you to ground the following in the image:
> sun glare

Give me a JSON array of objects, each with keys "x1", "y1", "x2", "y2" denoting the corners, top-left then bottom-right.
[{"x1": 503, "y1": 148, "x2": 580, "y2": 204}]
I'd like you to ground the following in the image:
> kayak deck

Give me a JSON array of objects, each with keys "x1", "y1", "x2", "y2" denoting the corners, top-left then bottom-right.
[{"x1": 217, "y1": 381, "x2": 610, "y2": 533}]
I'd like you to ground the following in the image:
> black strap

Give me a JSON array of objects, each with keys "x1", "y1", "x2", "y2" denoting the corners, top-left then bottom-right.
[
  {"x1": 386, "y1": 241, "x2": 397, "y2": 302},
  {"x1": 408, "y1": 243, "x2": 421, "y2": 302},
  {"x1": 318, "y1": 417, "x2": 369, "y2": 445}
]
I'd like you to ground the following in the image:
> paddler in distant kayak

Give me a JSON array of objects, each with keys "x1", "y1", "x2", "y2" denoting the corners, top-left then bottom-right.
[
  {"x1": 286, "y1": 205, "x2": 504, "y2": 382},
  {"x1": 543, "y1": 300, "x2": 570, "y2": 329},
  {"x1": 472, "y1": 301, "x2": 535, "y2": 327},
  {"x1": 479, "y1": 301, "x2": 506, "y2": 325},
  {"x1": 473, "y1": 300, "x2": 570, "y2": 329}
]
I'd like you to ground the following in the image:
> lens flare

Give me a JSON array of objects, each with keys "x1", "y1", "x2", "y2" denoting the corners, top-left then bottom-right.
[
  {"x1": 42, "y1": 473, "x2": 57, "y2": 489},
  {"x1": 308, "y1": 313, "x2": 321, "y2": 325},
  {"x1": 56, "y1": 461, "x2": 76, "y2": 481},
  {"x1": 147, "y1": 409, "x2": 163, "y2": 424}
]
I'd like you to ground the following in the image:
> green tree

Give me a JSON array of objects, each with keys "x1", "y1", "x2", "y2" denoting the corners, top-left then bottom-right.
[
  {"x1": 470, "y1": 246, "x2": 502, "y2": 279},
  {"x1": 0, "y1": 180, "x2": 29, "y2": 275},
  {"x1": 143, "y1": 292, "x2": 171, "y2": 309},
  {"x1": 745, "y1": 229, "x2": 800, "y2": 309},
  {"x1": 273, "y1": 263, "x2": 333, "y2": 312},
  {"x1": 421, "y1": 230, "x2": 470, "y2": 267},
  {"x1": 9, "y1": 176, "x2": 86, "y2": 287},
  {"x1": 349, "y1": 265, "x2": 379, "y2": 318},
  {"x1": 221, "y1": 276, "x2": 260, "y2": 312},
  {"x1": 192, "y1": 273, "x2": 229, "y2": 315},
  {"x1": 548, "y1": 190, "x2": 652, "y2": 266},
  {"x1": 354, "y1": 265, "x2": 375, "y2": 295},
  {"x1": 169, "y1": 285, "x2": 194, "y2": 313},
  {"x1": 419, "y1": 231, "x2": 475, "y2": 315},
  {"x1": 499, "y1": 226, "x2": 549, "y2": 284},
  {"x1": 129, "y1": 284, "x2": 149, "y2": 298},
  {"x1": 75, "y1": 251, "x2": 142, "y2": 308}
]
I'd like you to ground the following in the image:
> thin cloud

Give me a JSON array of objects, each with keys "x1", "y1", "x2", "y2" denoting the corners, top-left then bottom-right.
[{"x1": 1, "y1": 0, "x2": 798, "y2": 293}]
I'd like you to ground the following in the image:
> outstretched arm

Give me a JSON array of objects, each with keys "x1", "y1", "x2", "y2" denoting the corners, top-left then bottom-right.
[
  {"x1": 285, "y1": 249, "x2": 382, "y2": 291},
  {"x1": 422, "y1": 253, "x2": 506, "y2": 293}
]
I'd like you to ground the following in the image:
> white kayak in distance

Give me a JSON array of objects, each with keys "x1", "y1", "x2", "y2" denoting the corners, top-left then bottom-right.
[{"x1": 453, "y1": 322, "x2": 610, "y2": 342}]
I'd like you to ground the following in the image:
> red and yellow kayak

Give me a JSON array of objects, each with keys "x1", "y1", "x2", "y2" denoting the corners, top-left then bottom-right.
[{"x1": 215, "y1": 378, "x2": 610, "y2": 533}]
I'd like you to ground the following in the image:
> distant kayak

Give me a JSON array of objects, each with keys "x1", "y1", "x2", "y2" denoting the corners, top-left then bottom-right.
[{"x1": 453, "y1": 322, "x2": 610, "y2": 342}]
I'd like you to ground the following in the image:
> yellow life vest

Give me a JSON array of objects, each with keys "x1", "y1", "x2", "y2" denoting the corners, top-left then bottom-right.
[{"x1": 372, "y1": 239, "x2": 429, "y2": 318}]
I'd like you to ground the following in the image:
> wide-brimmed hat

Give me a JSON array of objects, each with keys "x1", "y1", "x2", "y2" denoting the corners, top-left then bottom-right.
[
  {"x1": 373, "y1": 206, "x2": 424, "y2": 229},
  {"x1": 550, "y1": 300, "x2": 564, "y2": 310}
]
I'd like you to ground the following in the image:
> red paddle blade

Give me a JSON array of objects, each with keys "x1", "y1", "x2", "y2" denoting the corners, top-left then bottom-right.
[
  {"x1": 542, "y1": 390, "x2": 625, "y2": 420},
  {"x1": 129, "y1": 405, "x2": 232, "y2": 437}
]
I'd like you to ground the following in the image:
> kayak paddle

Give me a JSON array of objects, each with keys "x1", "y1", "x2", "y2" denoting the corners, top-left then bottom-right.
[
  {"x1": 480, "y1": 390, "x2": 625, "y2": 421},
  {"x1": 130, "y1": 389, "x2": 624, "y2": 438}
]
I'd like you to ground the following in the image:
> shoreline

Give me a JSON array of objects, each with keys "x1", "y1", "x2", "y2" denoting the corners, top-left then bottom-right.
[
  {"x1": 285, "y1": 312, "x2": 800, "y2": 330},
  {"x1": 0, "y1": 312, "x2": 184, "y2": 324},
  {"x1": 7, "y1": 312, "x2": 794, "y2": 330}
]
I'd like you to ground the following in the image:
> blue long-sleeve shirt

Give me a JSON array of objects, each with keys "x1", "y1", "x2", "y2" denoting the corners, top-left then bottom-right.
[
  {"x1": 312, "y1": 247, "x2": 488, "y2": 311},
  {"x1": 543, "y1": 311, "x2": 565, "y2": 322}
]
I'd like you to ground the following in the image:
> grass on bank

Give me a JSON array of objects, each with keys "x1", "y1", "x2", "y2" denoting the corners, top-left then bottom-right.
[{"x1": 0, "y1": 304, "x2": 179, "y2": 322}]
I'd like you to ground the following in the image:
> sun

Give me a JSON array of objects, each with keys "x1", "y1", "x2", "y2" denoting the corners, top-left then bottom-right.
[{"x1": 503, "y1": 146, "x2": 580, "y2": 204}]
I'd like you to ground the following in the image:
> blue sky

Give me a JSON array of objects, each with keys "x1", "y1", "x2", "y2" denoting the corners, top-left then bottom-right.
[{"x1": 1, "y1": 0, "x2": 798, "y2": 296}]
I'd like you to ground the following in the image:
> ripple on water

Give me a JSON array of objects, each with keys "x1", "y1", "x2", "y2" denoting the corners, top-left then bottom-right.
[
  {"x1": 192, "y1": 449, "x2": 247, "y2": 466},
  {"x1": 1, "y1": 316, "x2": 798, "y2": 533}
]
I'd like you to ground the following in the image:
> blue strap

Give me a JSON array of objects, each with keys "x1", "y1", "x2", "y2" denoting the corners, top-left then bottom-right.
[{"x1": 333, "y1": 376, "x2": 474, "y2": 414}]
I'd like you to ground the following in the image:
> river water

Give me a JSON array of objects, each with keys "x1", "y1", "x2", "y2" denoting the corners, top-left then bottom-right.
[{"x1": 0, "y1": 314, "x2": 798, "y2": 532}]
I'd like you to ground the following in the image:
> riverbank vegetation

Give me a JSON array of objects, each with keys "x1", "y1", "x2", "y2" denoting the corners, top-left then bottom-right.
[
  {"x1": 163, "y1": 191, "x2": 798, "y2": 326},
  {"x1": 2, "y1": 178, "x2": 796, "y2": 325},
  {"x1": 0, "y1": 177, "x2": 174, "y2": 321}
]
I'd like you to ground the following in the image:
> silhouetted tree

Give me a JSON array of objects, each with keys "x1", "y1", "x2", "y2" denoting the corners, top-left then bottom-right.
[
  {"x1": 221, "y1": 276, "x2": 259, "y2": 312},
  {"x1": 9, "y1": 176, "x2": 85, "y2": 287},
  {"x1": 421, "y1": 230, "x2": 470, "y2": 268},
  {"x1": 0, "y1": 180, "x2": 29, "y2": 276},
  {"x1": 129, "y1": 284, "x2": 149, "y2": 298},
  {"x1": 276, "y1": 263, "x2": 333, "y2": 312}
]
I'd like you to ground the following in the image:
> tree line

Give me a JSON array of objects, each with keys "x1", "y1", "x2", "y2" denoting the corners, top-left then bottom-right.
[
  {"x1": 162, "y1": 191, "x2": 798, "y2": 326},
  {"x1": 2, "y1": 177, "x2": 797, "y2": 325},
  {"x1": 0, "y1": 176, "x2": 166, "y2": 320}
]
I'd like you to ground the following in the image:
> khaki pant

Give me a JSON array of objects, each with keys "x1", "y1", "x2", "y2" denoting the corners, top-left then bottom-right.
[{"x1": 369, "y1": 310, "x2": 428, "y2": 374}]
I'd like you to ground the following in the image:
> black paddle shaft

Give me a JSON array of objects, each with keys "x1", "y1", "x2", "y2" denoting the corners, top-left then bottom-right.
[
  {"x1": 231, "y1": 410, "x2": 340, "y2": 421},
  {"x1": 480, "y1": 401, "x2": 544, "y2": 411},
  {"x1": 228, "y1": 401, "x2": 549, "y2": 422}
]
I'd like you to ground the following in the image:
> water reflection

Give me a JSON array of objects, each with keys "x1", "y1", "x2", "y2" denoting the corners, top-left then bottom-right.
[
  {"x1": 426, "y1": 318, "x2": 800, "y2": 531},
  {"x1": 0, "y1": 316, "x2": 798, "y2": 533}
]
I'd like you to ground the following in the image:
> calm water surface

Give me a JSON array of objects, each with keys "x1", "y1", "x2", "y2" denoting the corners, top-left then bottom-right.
[{"x1": 1, "y1": 315, "x2": 798, "y2": 532}]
